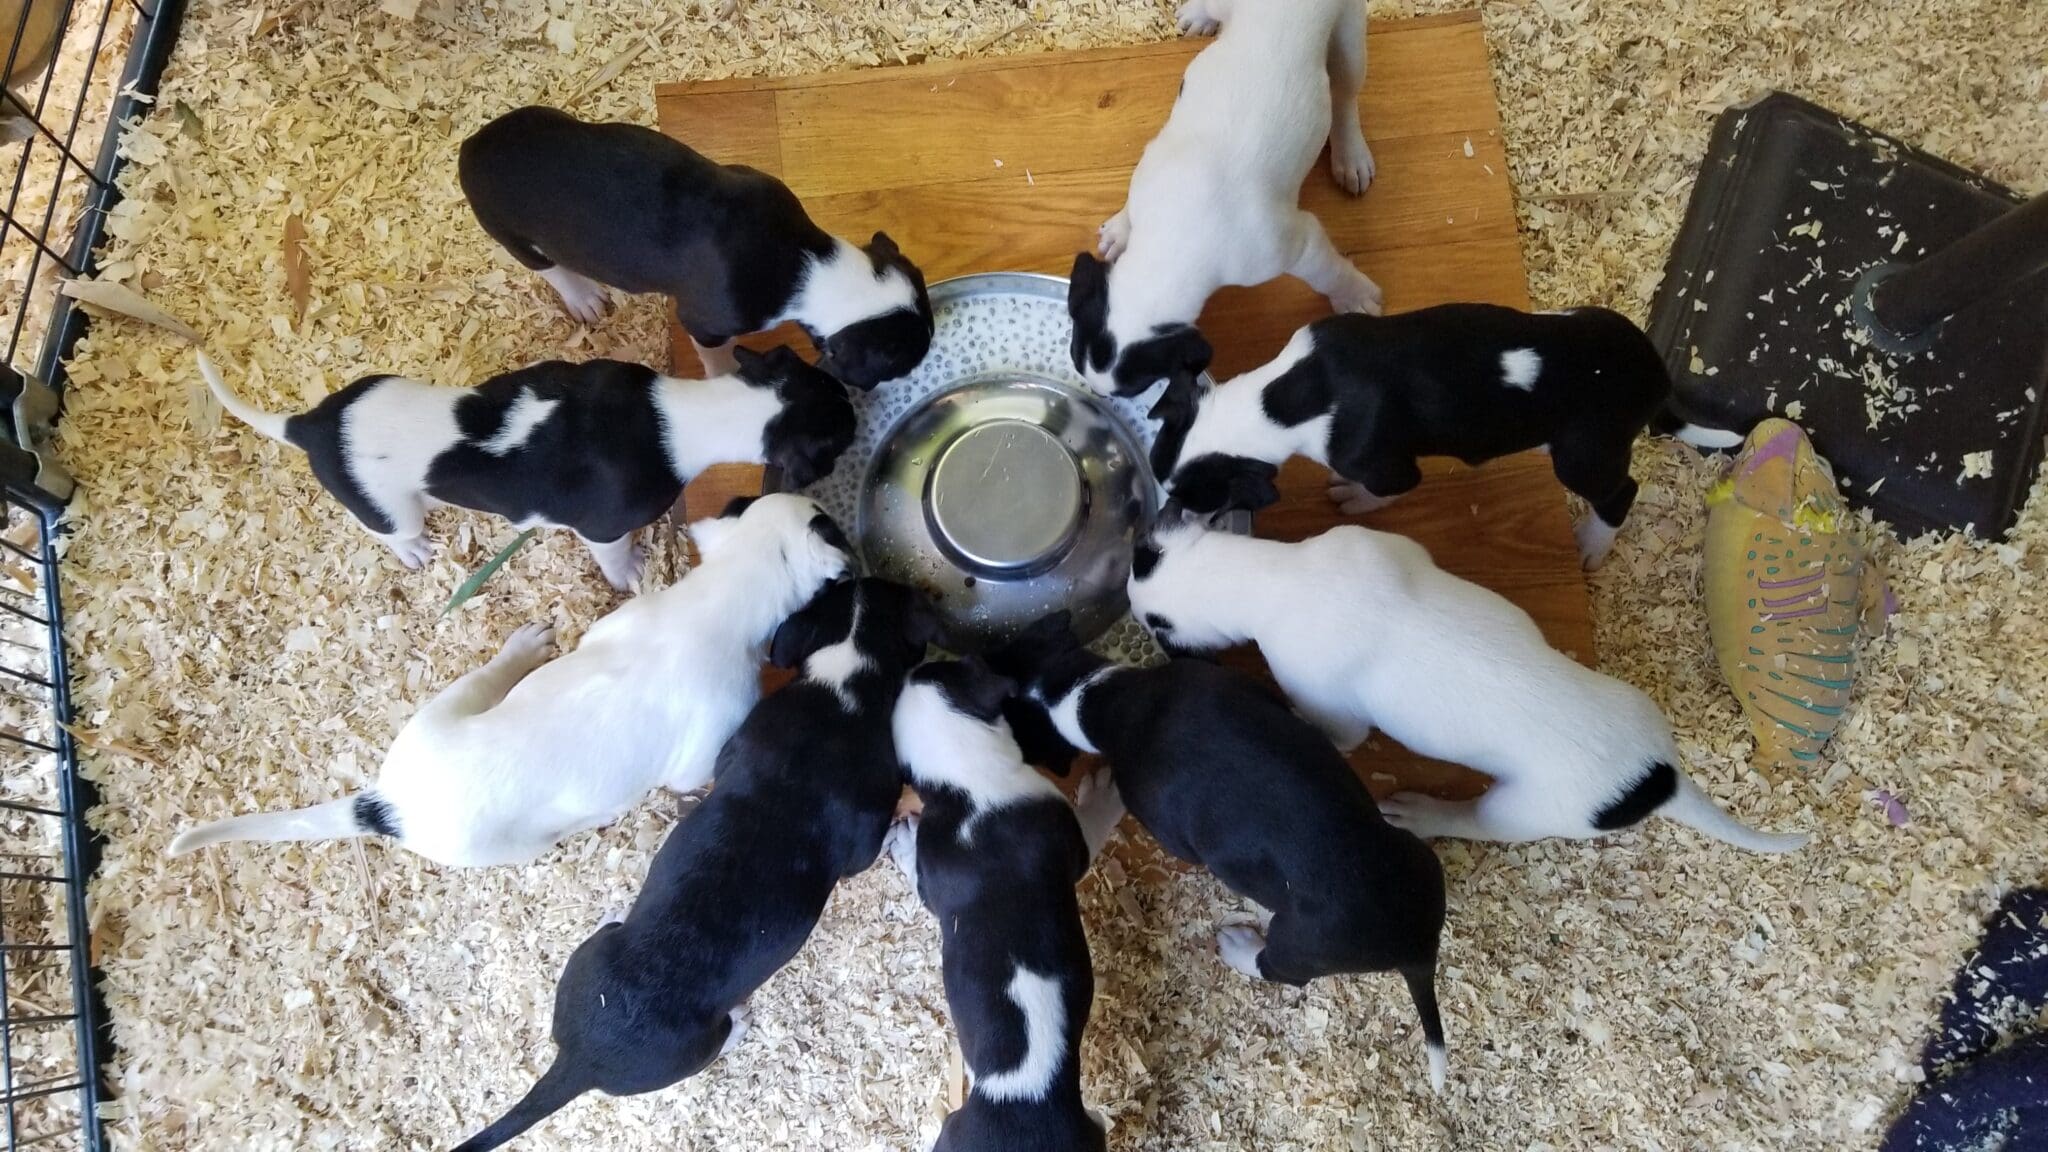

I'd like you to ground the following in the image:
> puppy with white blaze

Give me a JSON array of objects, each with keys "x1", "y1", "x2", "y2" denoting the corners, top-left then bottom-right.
[
  {"x1": 1147, "y1": 305, "x2": 1737, "y2": 570},
  {"x1": 989, "y1": 612, "x2": 1451, "y2": 1094},
  {"x1": 451, "y1": 577, "x2": 941, "y2": 1151},
  {"x1": 166, "y1": 495, "x2": 852, "y2": 869},
  {"x1": 460, "y1": 106, "x2": 934, "y2": 388},
  {"x1": 1125, "y1": 511, "x2": 1813, "y2": 854},
  {"x1": 886, "y1": 658, "x2": 1121, "y2": 1152},
  {"x1": 1068, "y1": 0, "x2": 1384, "y2": 400},
  {"x1": 196, "y1": 345, "x2": 854, "y2": 588}
]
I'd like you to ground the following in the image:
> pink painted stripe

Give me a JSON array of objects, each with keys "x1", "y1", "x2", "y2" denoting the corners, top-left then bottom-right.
[{"x1": 1757, "y1": 570, "x2": 1825, "y2": 591}]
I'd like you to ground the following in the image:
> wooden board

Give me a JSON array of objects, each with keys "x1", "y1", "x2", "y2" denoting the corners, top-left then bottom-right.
[{"x1": 654, "y1": 11, "x2": 1593, "y2": 801}]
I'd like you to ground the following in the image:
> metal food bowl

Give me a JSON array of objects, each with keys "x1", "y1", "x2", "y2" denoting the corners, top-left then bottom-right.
[{"x1": 769, "y1": 271, "x2": 1239, "y2": 657}]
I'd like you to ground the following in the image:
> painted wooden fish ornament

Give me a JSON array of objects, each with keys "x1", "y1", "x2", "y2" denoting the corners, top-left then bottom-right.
[{"x1": 1703, "y1": 418, "x2": 1891, "y2": 768}]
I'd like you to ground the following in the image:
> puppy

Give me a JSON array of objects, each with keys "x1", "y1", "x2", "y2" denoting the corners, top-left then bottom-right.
[
  {"x1": 1068, "y1": 0, "x2": 1383, "y2": 400},
  {"x1": 197, "y1": 345, "x2": 853, "y2": 588},
  {"x1": 460, "y1": 105, "x2": 934, "y2": 388},
  {"x1": 451, "y1": 576, "x2": 941, "y2": 1150},
  {"x1": 166, "y1": 495, "x2": 852, "y2": 868},
  {"x1": 1147, "y1": 305, "x2": 1737, "y2": 570},
  {"x1": 885, "y1": 658, "x2": 1122, "y2": 1151},
  {"x1": 1125, "y1": 511, "x2": 1813, "y2": 853},
  {"x1": 990, "y1": 612, "x2": 1450, "y2": 1093}
]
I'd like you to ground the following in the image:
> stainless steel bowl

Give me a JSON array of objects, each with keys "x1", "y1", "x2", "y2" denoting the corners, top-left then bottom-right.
[{"x1": 770, "y1": 271, "x2": 1244, "y2": 656}]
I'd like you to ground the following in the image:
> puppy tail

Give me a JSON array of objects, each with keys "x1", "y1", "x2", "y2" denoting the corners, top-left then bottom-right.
[
  {"x1": 196, "y1": 351, "x2": 292, "y2": 443},
  {"x1": 1401, "y1": 964, "x2": 1447, "y2": 1095},
  {"x1": 1648, "y1": 402, "x2": 1744, "y2": 450},
  {"x1": 168, "y1": 792, "x2": 396, "y2": 857},
  {"x1": 1658, "y1": 771, "x2": 1811, "y2": 854},
  {"x1": 451, "y1": 1061, "x2": 591, "y2": 1152}
]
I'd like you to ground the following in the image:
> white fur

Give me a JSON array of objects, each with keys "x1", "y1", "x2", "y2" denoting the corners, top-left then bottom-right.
[
  {"x1": 1216, "y1": 923, "x2": 1265, "y2": 978},
  {"x1": 1176, "y1": 326, "x2": 1332, "y2": 467},
  {"x1": 894, "y1": 680, "x2": 1061, "y2": 841},
  {"x1": 803, "y1": 598, "x2": 870, "y2": 710},
  {"x1": 775, "y1": 236, "x2": 918, "y2": 339},
  {"x1": 168, "y1": 495, "x2": 850, "y2": 868},
  {"x1": 971, "y1": 967, "x2": 1068, "y2": 1103},
  {"x1": 1574, "y1": 516, "x2": 1620, "y2": 571},
  {"x1": 1084, "y1": 0, "x2": 1380, "y2": 394},
  {"x1": 479, "y1": 391, "x2": 561, "y2": 455},
  {"x1": 1127, "y1": 520, "x2": 1810, "y2": 852},
  {"x1": 1038, "y1": 669, "x2": 1113, "y2": 755},
  {"x1": 1674, "y1": 423, "x2": 1745, "y2": 450},
  {"x1": 1499, "y1": 347, "x2": 1541, "y2": 391}
]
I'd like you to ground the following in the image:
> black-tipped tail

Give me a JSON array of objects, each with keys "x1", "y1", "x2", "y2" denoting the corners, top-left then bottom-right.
[
  {"x1": 451, "y1": 1062, "x2": 590, "y2": 1152},
  {"x1": 1402, "y1": 965, "x2": 1448, "y2": 1094}
]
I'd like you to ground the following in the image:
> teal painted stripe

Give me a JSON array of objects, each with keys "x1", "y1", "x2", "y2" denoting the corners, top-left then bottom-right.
[
  {"x1": 1816, "y1": 625, "x2": 1857, "y2": 635},
  {"x1": 1758, "y1": 709, "x2": 1822, "y2": 739},
  {"x1": 1790, "y1": 749, "x2": 1820, "y2": 762},
  {"x1": 1806, "y1": 653, "x2": 1853, "y2": 664},
  {"x1": 1769, "y1": 688, "x2": 1844, "y2": 717},
  {"x1": 1790, "y1": 671, "x2": 1853, "y2": 690}
]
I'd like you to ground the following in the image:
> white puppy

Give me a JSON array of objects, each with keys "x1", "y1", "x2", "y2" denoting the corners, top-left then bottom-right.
[
  {"x1": 167, "y1": 494, "x2": 852, "y2": 868},
  {"x1": 1126, "y1": 514, "x2": 1811, "y2": 853},
  {"x1": 1068, "y1": 0, "x2": 1384, "y2": 399}
]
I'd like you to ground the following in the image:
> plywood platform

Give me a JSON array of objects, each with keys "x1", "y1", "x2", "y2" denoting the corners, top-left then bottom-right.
[{"x1": 654, "y1": 11, "x2": 1593, "y2": 797}]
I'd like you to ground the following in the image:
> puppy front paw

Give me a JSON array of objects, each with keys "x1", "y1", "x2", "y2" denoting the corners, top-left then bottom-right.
[
  {"x1": 384, "y1": 534, "x2": 433, "y2": 570},
  {"x1": 538, "y1": 266, "x2": 609, "y2": 326},
  {"x1": 1574, "y1": 516, "x2": 1620, "y2": 571},
  {"x1": 1328, "y1": 479, "x2": 1400, "y2": 516},
  {"x1": 598, "y1": 540, "x2": 647, "y2": 592},
  {"x1": 1075, "y1": 766, "x2": 1119, "y2": 812},
  {"x1": 1176, "y1": 0, "x2": 1219, "y2": 36},
  {"x1": 1215, "y1": 924, "x2": 1266, "y2": 978},
  {"x1": 502, "y1": 621, "x2": 558, "y2": 665},
  {"x1": 1097, "y1": 210, "x2": 1132, "y2": 263},
  {"x1": 719, "y1": 1004, "x2": 752, "y2": 1057},
  {"x1": 1329, "y1": 131, "x2": 1375, "y2": 196}
]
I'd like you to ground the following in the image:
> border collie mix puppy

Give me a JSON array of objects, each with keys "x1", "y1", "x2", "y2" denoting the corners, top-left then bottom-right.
[
  {"x1": 885, "y1": 658, "x2": 1122, "y2": 1152},
  {"x1": 197, "y1": 346, "x2": 854, "y2": 588},
  {"x1": 1147, "y1": 305, "x2": 1733, "y2": 570},
  {"x1": 166, "y1": 495, "x2": 852, "y2": 869},
  {"x1": 1068, "y1": 0, "x2": 1384, "y2": 400},
  {"x1": 1126, "y1": 512, "x2": 1813, "y2": 853},
  {"x1": 460, "y1": 105, "x2": 935, "y2": 388},
  {"x1": 451, "y1": 576, "x2": 942, "y2": 1151},
  {"x1": 990, "y1": 612, "x2": 1451, "y2": 1093}
]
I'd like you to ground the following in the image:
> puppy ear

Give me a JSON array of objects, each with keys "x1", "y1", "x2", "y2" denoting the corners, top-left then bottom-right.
[
  {"x1": 770, "y1": 590, "x2": 838, "y2": 669},
  {"x1": 1229, "y1": 459, "x2": 1283, "y2": 511},
  {"x1": 1168, "y1": 327, "x2": 1213, "y2": 379},
  {"x1": 730, "y1": 344, "x2": 768, "y2": 379},
  {"x1": 904, "y1": 591, "x2": 950, "y2": 653},
  {"x1": 1147, "y1": 374, "x2": 1201, "y2": 480},
  {"x1": 1002, "y1": 696, "x2": 1080, "y2": 777},
  {"x1": 952, "y1": 656, "x2": 1019, "y2": 722},
  {"x1": 1068, "y1": 251, "x2": 1108, "y2": 319},
  {"x1": 868, "y1": 231, "x2": 902, "y2": 265}
]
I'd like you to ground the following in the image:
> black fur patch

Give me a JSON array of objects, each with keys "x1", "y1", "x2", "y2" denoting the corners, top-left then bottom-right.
[
  {"x1": 1142, "y1": 612, "x2": 1173, "y2": 635},
  {"x1": 1131, "y1": 542, "x2": 1163, "y2": 580},
  {"x1": 746, "y1": 346, "x2": 856, "y2": 490},
  {"x1": 1591, "y1": 762, "x2": 1677, "y2": 831},
  {"x1": 1167, "y1": 454, "x2": 1281, "y2": 515},
  {"x1": 808, "y1": 512, "x2": 853, "y2": 557},
  {"x1": 1261, "y1": 354, "x2": 1334, "y2": 427},
  {"x1": 1067, "y1": 252, "x2": 1116, "y2": 376},
  {"x1": 719, "y1": 495, "x2": 760, "y2": 518},
  {"x1": 284, "y1": 375, "x2": 406, "y2": 536},
  {"x1": 911, "y1": 658, "x2": 1017, "y2": 724},
  {"x1": 1108, "y1": 324, "x2": 1211, "y2": 399},
  {"x1": 353, "y1": 794, "x2": 400, "y2": 838}
]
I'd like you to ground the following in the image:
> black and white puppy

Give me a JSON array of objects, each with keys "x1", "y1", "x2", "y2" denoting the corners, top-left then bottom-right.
[
  {"x1": 885, "y1": 658, "x2": 1121, "y2": 1152},
  {"x1": 460, "y1": 105, "x2": 935, "y2": 389},
  {"x1": 452, "y1": 577, "x2": 943, "y2": 1151},
  {"x1": 989, "y1": 612, "x2": 1451, "y2": 1094},
  {"x1": 197, "y1": 346, "x2": 854, "y2": 588},
  {"x1": 1148, "y1": 305, "x2": 1739, "y2": 569},
  {"x1": 1067, "y1": 0, "x2": 1383, "y2": 400}
]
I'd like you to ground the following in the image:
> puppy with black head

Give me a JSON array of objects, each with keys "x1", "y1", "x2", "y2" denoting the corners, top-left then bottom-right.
[
  {"x1": 884, "y1": 658, "x2": 1121, "y2": 1151},
  {"x1": 1148, "y1": 305, "x2": 1743, "y2": 569},
  {"x1": 451, "y1": 576, "x2": 945, "y2": 1151},
  {"x1": 196, "y1": 345, "x2": 853, "y2": 588},
  {"x1": 988, "y1": 611, "x2": 1452, "y2": 1094},
  {"x1": 1067, "y1": 0, "x2": 1384, "y2": 401},
  {"x1": 460, "y1": 106, "x2": 934, "y2": 389}
]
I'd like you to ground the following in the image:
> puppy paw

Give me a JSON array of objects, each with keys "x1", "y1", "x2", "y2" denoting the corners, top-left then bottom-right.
[
  {"x1": 1379, "y1": 793, "x2": 1452, "y2": 839},
  {"x1": 1574, "y1": 516, "x2": 1620, "y2": 571},
  {"x1": 383, "y1": 533, "x2": 433, "y2": 570},
  {"x1": 1097, "y1": 210, "x2": 1133, "y2": 263},
  {"x1": 1327, "y1": 270, "x2": 1384, "y2": 316},
  {"x1": 1328, "y1": 480, "x2": 1399, "y2": 516},
  {"x1": 1176, "y1": 0, "x2": 1219, "y2": 36},
  {"x1": 597, "y1": 903, "x2": 630, "y2": 929},
  {"x1": 598, "y1": 540, "x2": 647, "y2": 592},
  {"x1": 1329, "y1": 131, "x2": 1376, "y2": 196},
  {"x1": 502, "y1": 621, "x2": 558, "y2": 665},
  {"x1": 720, "y1": 1004, "x2": 752, "y2": 1057},
  {"x1": 1075, "y1": 766, "x2": 1119, "y2": 811},
  {"x1": 884, "y1": 814, "x2": 921, "y2": 882},
  {"x1": 538, "y1": 266, "x2": 609, "y2": 326},
  {"x1": 1216, "y1": 924, "x2": 1266, "y2": 978}
]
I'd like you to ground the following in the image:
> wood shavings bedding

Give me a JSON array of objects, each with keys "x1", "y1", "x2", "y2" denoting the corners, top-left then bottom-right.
[{"x1": 42, "y1": 1, "x2": 2048, "y2": 1149}]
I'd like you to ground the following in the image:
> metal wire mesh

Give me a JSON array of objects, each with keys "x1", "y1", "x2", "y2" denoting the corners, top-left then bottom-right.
[{"x1": 0, "y1": 0, "x2": 188, "y2": 1147}]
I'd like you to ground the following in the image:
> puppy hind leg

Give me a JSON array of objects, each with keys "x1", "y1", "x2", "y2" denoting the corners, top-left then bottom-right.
[
  {"x1": 579, "y1": 530, "x2": 646, "y2": 591},
  {"x1": 422, "y1": 622, "x2": 558, "y2": 720},
  {"x1": 368, "y1": 494, "x2": 432, "y2": 570},
  {"x1": 1551, "y1": 439, "x2": 1638, "y2": 571},
  {"x1": 1380, "y1": 785, "x2": 1555, "y2": 844},
  {"x1": 1175, "y1": 0, "x2": 1227, "y2": 36},
  {"x1": 1073, "y1": 767, "x2": 1127, "y2": 863},
  {"x1": 1287, "y1": 214, "x2": 1383, "y2": 315},
  {"x1": 884, "y1": 814, "x2": 921, "y2": 896},
  {"x1": 1325, "y1": 0, "x2": 1375, "y2": 195}
]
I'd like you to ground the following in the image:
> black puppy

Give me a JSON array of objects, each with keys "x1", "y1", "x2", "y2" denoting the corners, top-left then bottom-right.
[
  {"x1": 990, "y1": 612, "x2": 1452, "y2": 1093},
  {"x1": 885, "y1": 658, "x2": 1121, "y2": 1151},
  {"x1": 198, "y1": 346, "x2": 854, "y2": 589},
  {"x1": 1148, "y1": 305, "x2": 1737, "y2": 569},
  {"x1": 460, "y1": 106, "x2": 935, "y2": 389},
  {"x1": 452, "y1": 577, "x2": 944, "y2": 1151}
]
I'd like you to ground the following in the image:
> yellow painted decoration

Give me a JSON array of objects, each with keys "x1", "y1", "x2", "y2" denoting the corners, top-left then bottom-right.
[{"x1": 1703, "y1": 419, "x2": 1890, "y2": 769}]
